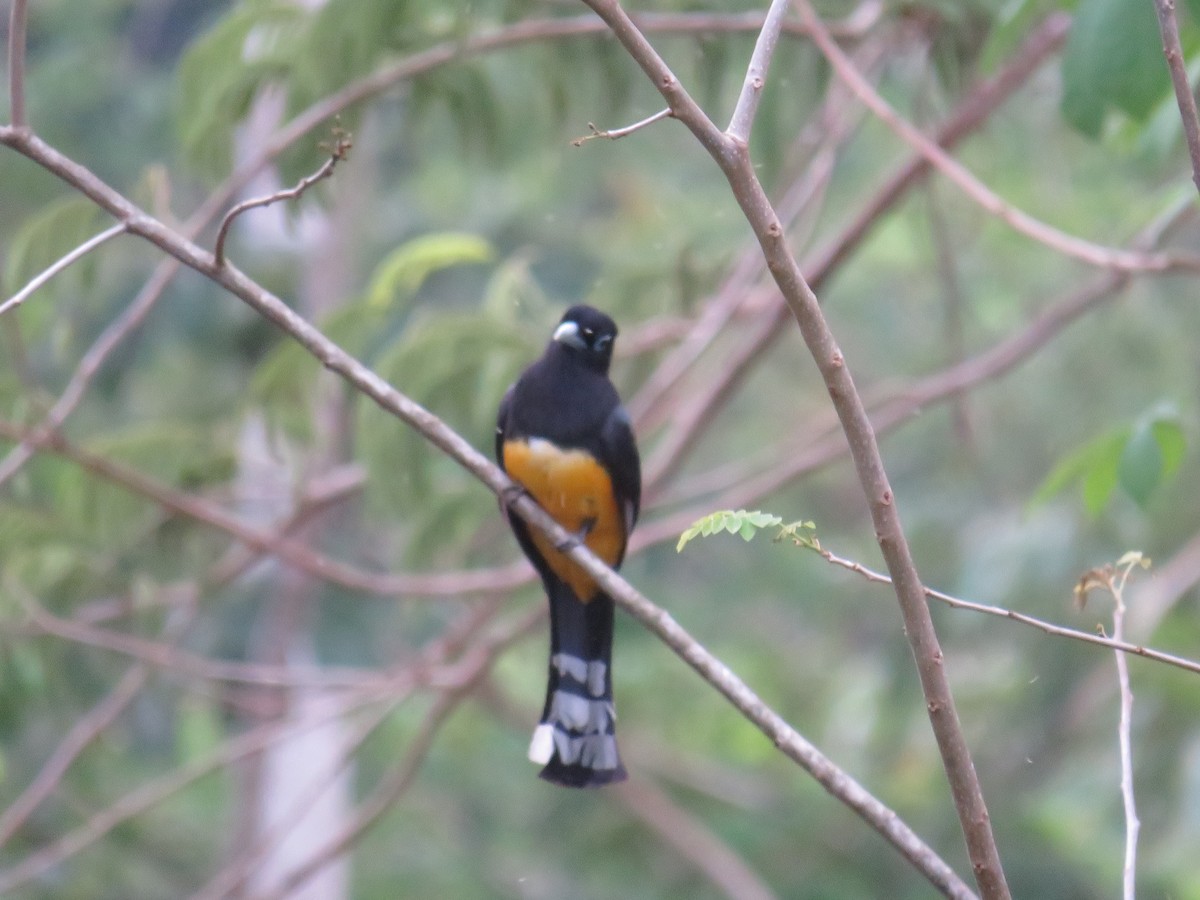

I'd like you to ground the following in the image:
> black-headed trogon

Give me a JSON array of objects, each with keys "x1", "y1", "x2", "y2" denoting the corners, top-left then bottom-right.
[{"x1": 496, "y1": 305, "x2": 641, "y2": 788}]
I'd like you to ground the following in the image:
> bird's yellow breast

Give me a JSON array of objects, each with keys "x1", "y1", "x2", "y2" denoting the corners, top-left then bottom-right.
[{"x1": 502, "y1": 438, "x2": 625, "y2": 601}]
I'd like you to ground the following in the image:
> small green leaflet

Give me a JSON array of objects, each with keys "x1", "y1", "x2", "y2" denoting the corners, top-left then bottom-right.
[
  {"x1": 677, "y1": 510, "x2": 782, "y2": 552},
  {"x1": 677, "y1": 511, "x2": 818, "y2": 553}
]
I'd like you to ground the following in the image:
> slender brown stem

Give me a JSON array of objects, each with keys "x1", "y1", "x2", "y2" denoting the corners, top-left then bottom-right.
[
  {"x1": 810, "y1": 544, "x2": 1200, "y2": 678},
  {"x1": 0, "y1": 223, "x2": 127, "y2": 317},
  {"x1": 1153, "y1": 0, "x2": 1200, "y2": 197},
  {"x1": 572, "y1": 107, "x2": 673, "y2": 145},
  {"x1": 637, "y1": 12, "x2": 1072, "y2": 488},
  {"x1": 213, "y1": 136, "x2": 350, "y2": 266}
]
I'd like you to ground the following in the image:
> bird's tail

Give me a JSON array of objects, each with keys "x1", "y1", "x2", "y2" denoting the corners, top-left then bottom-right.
[{"x1": 527, "y1": 577, "x2": 626, "y2": 787}]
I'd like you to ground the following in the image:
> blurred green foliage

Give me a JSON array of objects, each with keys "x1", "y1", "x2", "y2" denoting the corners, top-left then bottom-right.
[{"x1": 4, "y1": 0, "x2": 1200, "y2": 898}]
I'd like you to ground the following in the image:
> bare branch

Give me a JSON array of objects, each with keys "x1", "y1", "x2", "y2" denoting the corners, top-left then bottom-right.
[
  {"x1": 214, "y1": 131, "x2": 351, "y2": 266},
  {"x1": 0, "y1": 223, "x2": 127, "y2": 318},
  {"x1": 1153, "y1": 0, "x2": 1200, "y2": 197},
  {"x1": 187, "y1": 11, "x2": 878, "y2": 235},
  {"x1": 726, "y1": 0, "x2": 793, "y2": 143},
  {"x1": 0, "y1": 684, "x2": 404, "y2": 894},
  {"x1": 795, "y1": 0, "x2": 1187, "y2": 275},
  {"x1": 578, "y1": 0, "x2": 1006, "y2": 893},
  {"x1": 615, "y1": 777, "x2": 777, "y2": 900},
  {"x1": 572, "y1": 108, "x2": 672, "y2": 145},
  {"x1": 7, "y1": 0, "x2": 28, "y2": 128},
  {"x1": 806, "y1": 542, "x2": 1200, "y2": 678}
]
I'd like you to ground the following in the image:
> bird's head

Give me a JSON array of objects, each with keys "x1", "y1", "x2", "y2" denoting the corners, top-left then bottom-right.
[{"x1": 552, "y1": 305, "x2": 619, "y2": 373}]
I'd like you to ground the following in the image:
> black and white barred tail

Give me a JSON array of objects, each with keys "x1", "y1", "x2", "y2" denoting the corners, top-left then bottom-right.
[{"x1": 529, "y1": 578, "x2": 626, "y2": 788}]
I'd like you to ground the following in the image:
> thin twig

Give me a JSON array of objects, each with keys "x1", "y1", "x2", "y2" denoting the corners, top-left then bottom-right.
[
  {"x1": 1153, "y1": 0, "x2": 1200, "y2": 197},
  {"x1": 726, "y1": 0, "x2": 792, "y2": 143},
  {"x1": 213, "y1": 133, "x2": 351, "y2": 266},
  {"x1": 0, "y1": 222, "x2": 128, "y2": 318},
  {"x1": 571, "y1": 108, "x2": 673, "y2": 145},
  {"x1": 636, "y1": 191, "x2": 1195, "y2": 544},
  {"x1": 19, "y1": 603, "x2": 382, "y2": 689},
  {"x1": 7, "y1": 0, "x2": 28, "y2": 128},
  {"x1": 1113, "y1": 584, "x2": 1139, "y2": 900},
  {"x1": 0, "y1": 683, "x2": 406, "y2": 894},
  {"x1": 807, "y1": 543, "x2": 1200, "y2": 678},
  {"x1": 0, "y1": 666, "x2": 147, "y2": 850}
]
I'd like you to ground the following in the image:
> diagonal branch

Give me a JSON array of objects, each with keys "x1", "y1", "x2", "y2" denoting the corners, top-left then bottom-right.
[{"x1": 0, "y1": 124, "x2": 973, "y2": 899}]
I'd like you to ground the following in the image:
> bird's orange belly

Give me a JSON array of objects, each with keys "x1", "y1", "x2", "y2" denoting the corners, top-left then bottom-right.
[{"x1": 503, "y1": 438, "x2": 624, "y2": 601}]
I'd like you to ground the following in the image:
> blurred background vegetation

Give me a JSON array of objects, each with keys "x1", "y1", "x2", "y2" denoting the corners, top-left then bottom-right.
[{"x1": 3, "y1": 0, "x2": 1200, "y2": 897}]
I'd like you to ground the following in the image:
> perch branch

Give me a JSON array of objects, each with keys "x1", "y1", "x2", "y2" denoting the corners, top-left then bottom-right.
[{"x1": 0, "y1": 123, "x2": 972, "y2": 899}]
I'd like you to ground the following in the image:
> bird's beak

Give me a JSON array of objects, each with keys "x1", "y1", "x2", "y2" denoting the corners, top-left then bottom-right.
[{"x1": 553, "y1": 320, "x2": 587, "y2": 351}]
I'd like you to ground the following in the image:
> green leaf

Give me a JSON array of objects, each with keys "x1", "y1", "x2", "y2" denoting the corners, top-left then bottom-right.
[
  {"x1": 1061, "y1": 0, "x2": 1169, "y2": 136},
  {"x1": 177, "y1": 698, "x2": 223, "y2": 764},
  {"x1": 677, "y1": 510, "x2": 782, "y2": 552},
  {"x1": 1152, "y1": 417, "x2": 1186, "y2": 477},
  {"x1": 1082, "y1": 444, "x2": 1123, "y2": 516},
  {"x1": 1032, "y1": 428, "x2": 1128, "y2": 512},
  {"x1": 1118, "y1": 420, "x2": 1162, "y2": 508},
  {"x1": 176, "y1": 1, "x2": 304, "y2": 177},
  {"x1": 1118, "y1": 409, "x2": 1186, "y2": 507},
  {"x1": 366, "y1": 233, "x2": 494, "y2": 310}
]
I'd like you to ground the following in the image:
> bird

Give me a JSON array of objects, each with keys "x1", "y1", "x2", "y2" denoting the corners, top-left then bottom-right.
[{"x1": 495, "y1": 305, "x2": 641, "y2": 788}]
